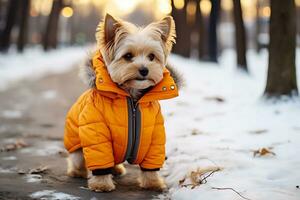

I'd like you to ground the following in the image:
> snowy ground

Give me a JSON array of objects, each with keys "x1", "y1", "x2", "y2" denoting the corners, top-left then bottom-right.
[
  {"x1": 159, "y1": 51, "x2": 300, "y2": 200},
  {"x1": 0, "y1": 46, "x2": 89, "y2": 91},
  {"x1": 0, "y1": 47, "x2": 299, "y2": 200}
]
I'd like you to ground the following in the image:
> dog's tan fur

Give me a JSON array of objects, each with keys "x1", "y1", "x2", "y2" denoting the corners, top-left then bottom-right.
[
  {"x1": 138, "y1": 171, "x2": 167, "y2": 191},
  {"x1": 67, "y1": 13, "x2": 176, "y2": 192},
  {"x1": 67, "y1": 149, "x2": 87, "y2": 178}
]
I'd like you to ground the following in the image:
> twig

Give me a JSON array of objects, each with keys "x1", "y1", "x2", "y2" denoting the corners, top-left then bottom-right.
[
  {"x1": 180, "y1": 169, "x2": 219, "y2": 188},
  {"x1": 211, "y1": 187, "x2": 252, "y2": 200},
  {"x1": 200, "y1": 170, "x2": 218, "y2": 184}
]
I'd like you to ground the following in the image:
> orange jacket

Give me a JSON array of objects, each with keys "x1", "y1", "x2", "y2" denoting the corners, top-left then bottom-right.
[{"x1": 64, "y1": 51, "x2": 178, "y2": 171}]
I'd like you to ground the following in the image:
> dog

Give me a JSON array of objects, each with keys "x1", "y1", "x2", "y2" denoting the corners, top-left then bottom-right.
[{"x1": 64, "y1": 13, "x2": 182, "y2": 192}]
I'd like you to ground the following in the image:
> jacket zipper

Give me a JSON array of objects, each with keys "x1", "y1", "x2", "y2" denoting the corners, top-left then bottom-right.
[
  {"x1": 130, "y1": 98, "x2": 137, "y2": 159},
  {"x1": 125, "y1": 97, "x2": 140, "y2": 163}
]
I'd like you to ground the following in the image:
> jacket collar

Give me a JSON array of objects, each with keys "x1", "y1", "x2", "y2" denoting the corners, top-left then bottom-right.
[{"x1": 92, "y1": 51, "x2": 178, "y2": 102}]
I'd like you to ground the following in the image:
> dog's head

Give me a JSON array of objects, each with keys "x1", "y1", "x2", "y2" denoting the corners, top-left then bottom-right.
[{"x1": 95, "y1": 14, "x2": 176, "y2": 90}]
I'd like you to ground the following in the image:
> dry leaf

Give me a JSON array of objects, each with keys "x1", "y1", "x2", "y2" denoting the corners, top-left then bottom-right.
[
  {"x1": 18, "y1": 170, "x2": 26, "y2": 175},
  {"x1": 179, "y1": 166, "x2": 221, "y2": 188},
  {"x1": 191, "y1": 129, "x2": 203, "y2": 136},
  {"x1": 179, "y1": 178, "x2": 185, "y2": 185},
  {"x1": 253, "y1": 147, "x2": 276, "y2": 157},
  {"x1": 0, "y1": 139, "x2": 28, "y2": 152},
  {"x1": 29, "y1": 166, "x2": 48, "y2": 174}
]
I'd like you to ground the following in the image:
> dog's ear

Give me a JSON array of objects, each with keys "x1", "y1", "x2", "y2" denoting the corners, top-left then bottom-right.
[
  {"x1": 96, "y1": 14, "x2": 124, "y2": 64},
  {"x1": 96, "y1": 14, "x2": 121, "y2": 49},
  {"x1": 154, "y1": 16, "x2": 176, "y2": 53}
]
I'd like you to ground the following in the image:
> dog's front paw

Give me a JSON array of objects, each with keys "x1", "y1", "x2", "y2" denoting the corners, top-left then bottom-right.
[
  {"x1": 139, "y1": 171, "x2": 167, "y2": 192},
  {"x1": 113, "y1": 164, "x2": 127, "y2": 176},
  {"x1": 88, "y1": 174, "x2": 115, "y2": 192}
]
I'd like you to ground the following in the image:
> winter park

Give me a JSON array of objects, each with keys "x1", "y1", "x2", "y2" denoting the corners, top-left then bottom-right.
[{"x1": 0, "y1": 0, "x2": 300, "y2": 200}]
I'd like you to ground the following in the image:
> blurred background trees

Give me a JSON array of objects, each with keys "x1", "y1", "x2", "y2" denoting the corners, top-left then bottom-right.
[
  {"x1": 0, "y1": 0, "x2": 299, "y2": 98},
  {"x1": 264, "y1": 0, "x2": 297, "y2": 97}
]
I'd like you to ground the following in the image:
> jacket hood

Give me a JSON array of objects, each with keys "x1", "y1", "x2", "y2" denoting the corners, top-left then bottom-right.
[{"x1": 80, "y1": 51, "x2": 181, "y2": 102}]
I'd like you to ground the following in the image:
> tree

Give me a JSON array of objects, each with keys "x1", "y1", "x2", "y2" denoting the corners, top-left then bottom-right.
[
  {"x1": 17, "y1": 0, "x2": 30, "y2": 52},
  {"x1": 255, "y1": 0, "x2": 262, "y2": 53},
  {"x1": 171, "y1": 0, "x2": 191, "y2": 57},
  {"x1": 232, "y1": 0, "x2": 247, "y2": 71},
  {"x1": 196, "y1": 0, "x2": 207, "y2": 60},
  {"x1": 43, "y1": 0, "x2": 64, "y2": 51},
  {"x1": 208, "y1": 0, "x2": 220, "y2": 62},
  {"x1": 265, "y1": 0, "x2": 297, "y2": 97},
  {"x1": 0, "y1": 0, "x2": 19, "y2": 52}
]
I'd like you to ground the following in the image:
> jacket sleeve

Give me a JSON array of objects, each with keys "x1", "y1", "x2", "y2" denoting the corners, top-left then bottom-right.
[
  {"x1": 140, "y1": 105, "x2": 166, "y2": 170},
  {"x1": 78, "y1": 97, "x2": 114, "y2": 171},
  {"x1": 64, "y1": 90, "x2": 91, "y2": 153}
]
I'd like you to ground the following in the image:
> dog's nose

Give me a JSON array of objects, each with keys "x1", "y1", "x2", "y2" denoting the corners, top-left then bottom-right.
[{"x1": 139, "y1": 67, "x2": 149, "y2": 77}]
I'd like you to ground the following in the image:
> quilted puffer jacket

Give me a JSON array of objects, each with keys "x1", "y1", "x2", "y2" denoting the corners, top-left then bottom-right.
[{"x1": 64, "y1": 51, "x2": 179, "y2": 174}]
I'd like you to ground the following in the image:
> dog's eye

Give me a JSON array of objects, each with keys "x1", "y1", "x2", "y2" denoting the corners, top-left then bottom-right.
[
  {"x1": 123, "y1": 53, "x2": 133, "y2": 61},
  {"x1": 148, "y1": 53, "x2": 155, "y2": 61}
]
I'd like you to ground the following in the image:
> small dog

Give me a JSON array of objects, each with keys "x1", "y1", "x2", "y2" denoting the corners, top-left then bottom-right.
[{"x1": 64, "y1": 14, "x2": 181, "y2": 192}]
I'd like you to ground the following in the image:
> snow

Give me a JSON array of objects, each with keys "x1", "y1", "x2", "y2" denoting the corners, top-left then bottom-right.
[
  {"x1": 25, "y1": 174, "x2": 42, "y2": 183},
  {"x1": 20, "y1": 141, "x2": 63, "y2": 156},
  {"x1": 41, "y1": 90, "x2": 58, "y2": 100},
  {"x1": 2, "y1": 156, "x2": 17, "y2": 160},
  {"x1": 0, "y1": 167, "x2": 13, "y2": 173},
  {"x1": 0, "y1": 46, "x2": 89, "y2": 91},
  {"x1": 1, "y1": 46, "x2": 300, "y2": 199},
  {"x1": 29, "y1": 190, "x2": 80, "y2": 200},
  {"x1": 159, "y1": 50, "x2": 300, "y2": 200},
  {"x1": 1, "y1": 110, "x2": 22, "y2": 119}
]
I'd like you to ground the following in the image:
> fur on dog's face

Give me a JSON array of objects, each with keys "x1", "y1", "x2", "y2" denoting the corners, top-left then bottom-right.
[{"x1": 96, "y1": 14, "x2": 176, "y2": 90}]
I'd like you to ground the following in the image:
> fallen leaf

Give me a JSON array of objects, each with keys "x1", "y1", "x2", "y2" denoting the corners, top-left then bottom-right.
[
  {"x1": 179, "y1": 166, "x2": 221, "y2": 188},
  {"x1": 179, "y1": 178, "x2": 185, "y2": 185},
  {"x1": 191, "y1": 129, "x2": 202, "y2": 135},
  {"x1": 29, "y1": 166, "x2": 48, "y2": 174},
  {"x1": 18, "y1": 170, "x2": 26, "y2": 175},
  {"x1": 253, "y1": 147, "x2": 276, "y2": 157},
  {"x1": 0, "y1": 139, "x2": 29, "y2": 152}
]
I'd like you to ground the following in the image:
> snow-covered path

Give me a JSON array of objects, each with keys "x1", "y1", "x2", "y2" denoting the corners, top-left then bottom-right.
[
  {"x1": 0, "y1": 47, "x2": 299, "y2": 200},
  {"x1": 0, "y1": 46, "x2": 88, "y2": 91},
  {"x1": 161, "y1": 51, "x2": 300, "y2": 200}
]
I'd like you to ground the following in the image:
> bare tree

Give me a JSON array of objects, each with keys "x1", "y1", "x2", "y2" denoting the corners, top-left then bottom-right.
[
  {"x1": 255, "y1": 0, "x2": 262, "y2": 52},
  {"x1": 196, "y1": 0, "x2": 207, "y2": 60},
  {"x1": 232, "y1": 0, "x2": 247, "y2": 71},
  {"x1": 208, "y1": 0, "x2": 220, "y2": 62},
  {"x1": 171, "y1": 0, "x2": 191, "y2": 57},
  {"x1": 265, "y1": 0, "x2": 297, "y2": 97},
  {"x1": 0, "y1": 0, "x2": 19, "y2": 52},
  {"x1": 43, "y1": 0, "x2": 64, "y2": 51},
  {"x1": 17, "y1": 0, "x2": 30, "y2": 52}
]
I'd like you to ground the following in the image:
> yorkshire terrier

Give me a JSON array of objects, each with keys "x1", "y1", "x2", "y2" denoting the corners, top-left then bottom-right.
[{"x1": 64, "y1": 13, "x2": 181, "y2": 192}]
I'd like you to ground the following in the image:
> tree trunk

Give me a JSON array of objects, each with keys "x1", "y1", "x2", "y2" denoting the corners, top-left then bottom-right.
[
  {"x1": 208, "y1": 0, "x2": 220, "y2": 62},
  {"x1": 43, "y1": 0, "x2": 63, "y2": 51},
  {"x1": 255, "y1": 0, "x2": 262, "y2": 52},
  {"x1": 265, "y1": 0, "x2": 297, "y2": 97},
  {"x1": 232, "y1": 0, "x2": 247, "y2": 71},
  {"x1": 0, "y1": 0, "x2": 19, "y2": 52},
  {"x1": 17, "y1": 0, "x2": 30, "y2": 52},
  {"x1": 171, "y1": 0, "x2": 191, "y2": 57},
  {"x1": 197, "y1": 0, "x2": 207, "y2": 59}
]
